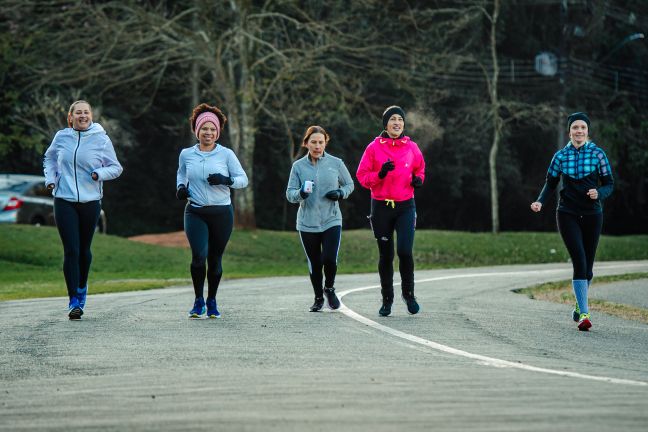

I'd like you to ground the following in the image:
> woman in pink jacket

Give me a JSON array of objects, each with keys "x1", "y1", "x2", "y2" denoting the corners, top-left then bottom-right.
[{"x1": 356, "y1": 106, "x2": 425, "y2": 317}]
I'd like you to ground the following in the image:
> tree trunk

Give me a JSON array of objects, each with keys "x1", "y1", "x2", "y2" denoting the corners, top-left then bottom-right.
[
  {"x1": 229, "y1": 99, "x2": 257, "y2": 229},
  {"x1": 227, "y1": 0, "x2": 256, "y2": 229},
  {"x1": 488, "y1": 0, "x2": 501, "y2": 234}
]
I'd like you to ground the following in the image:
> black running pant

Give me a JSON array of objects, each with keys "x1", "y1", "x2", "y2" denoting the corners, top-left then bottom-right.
[
  {"x1": 556, "y1": 211, "x2": 603, "y2": 281},
  {"x1": 184, "y1": 203, "x2": 233, "y2": 299},
  {"x1": 299, "y1": 225, "x2": 342, "y2": 298},
  {"x1": 54, "y1": 198, "x2": 101, "y2": 299},
  {"x1": 369, "y1": 199, "x2": 416, "y2": 301}
]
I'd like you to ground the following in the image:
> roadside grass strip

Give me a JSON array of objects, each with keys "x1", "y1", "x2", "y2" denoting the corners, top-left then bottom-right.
[{"x1": 514, "y1": 273, "x2": 648, "y2": 325}]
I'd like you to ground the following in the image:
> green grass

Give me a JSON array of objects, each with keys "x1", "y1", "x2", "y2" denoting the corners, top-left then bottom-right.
[
  {"x1": 514, "y1": 273, "x2": 648, "y2": 324},
  {"x1": 1, "y1": 224, "x2": 648, "y2": 301}
]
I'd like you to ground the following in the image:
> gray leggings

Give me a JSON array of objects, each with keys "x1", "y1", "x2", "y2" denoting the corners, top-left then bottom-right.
[{"x1": 184, "y1": 203, "x2": 233, "y2": 299}]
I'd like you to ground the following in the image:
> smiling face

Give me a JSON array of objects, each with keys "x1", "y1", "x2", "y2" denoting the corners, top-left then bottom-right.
[
  {"x1": 569, "y1": 120, "x2": 589, "y2": 147},
  {"x1": 305, "y1": 132, "x2": 327, "y2": 159},
  {"x1": 198, "y1": 121, "x2": 218, "y2": 147},
  {"x1": 386, "y1": 114, "x2": 404, "y2": 138},
  {"x1": 68, "y1": 102, "x2": 93, "y2": 130}
]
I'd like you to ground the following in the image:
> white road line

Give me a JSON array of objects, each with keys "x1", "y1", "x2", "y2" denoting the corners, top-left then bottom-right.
[{"x1": 337, "y1": 266, "x2": 648, "y2": 387}]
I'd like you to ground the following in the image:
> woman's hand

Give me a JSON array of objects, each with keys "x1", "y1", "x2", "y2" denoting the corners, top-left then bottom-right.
[
  {"x1": 46, "y1": 183, "x2": 55, "y2": 191},
  {"x1": 91, "y1": 172, "x2": 99, "y2": 181},
  {"x1": 587, "y1": 189, "x2": 598, "y2": 200},
  {"x1": 530, "y1": 202, "x2": 542, "y2": 212},
  {"x1": 378, "y1": 159, "x2": 395, "y2": 179},
  {"x1": 176, "y1": 185, "x2": 190, "y2": 200}
]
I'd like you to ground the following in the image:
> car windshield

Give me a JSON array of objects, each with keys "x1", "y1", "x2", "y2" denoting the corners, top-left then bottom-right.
[{"x1": 0, "y1": 180, "x2": 33, "y2": 193}]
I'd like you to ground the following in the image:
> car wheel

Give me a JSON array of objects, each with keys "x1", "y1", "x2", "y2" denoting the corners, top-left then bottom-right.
[{"x1": 31, "y1": 216, "x2": 45, "y2": 227}]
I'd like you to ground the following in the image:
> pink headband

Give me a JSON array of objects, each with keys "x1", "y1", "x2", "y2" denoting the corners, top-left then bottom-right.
[{"x1": 194, "y1": 112, "x2": 221, "y2": 140}]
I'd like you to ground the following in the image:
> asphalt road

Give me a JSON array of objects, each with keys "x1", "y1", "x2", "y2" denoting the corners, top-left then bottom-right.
[{"x1": 1, "y1": 261, "x2": 647, "y2": 432}]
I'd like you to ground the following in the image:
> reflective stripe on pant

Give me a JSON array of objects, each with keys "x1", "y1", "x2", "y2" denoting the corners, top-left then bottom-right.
[{"x1": 299, "y1": 225, "x2": 342, "y2": 298}]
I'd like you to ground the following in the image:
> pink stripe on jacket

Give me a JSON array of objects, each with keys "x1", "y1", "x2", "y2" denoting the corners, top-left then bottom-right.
[{"x1": 356, "y1": 135, "x2": 425, "y2": 201}]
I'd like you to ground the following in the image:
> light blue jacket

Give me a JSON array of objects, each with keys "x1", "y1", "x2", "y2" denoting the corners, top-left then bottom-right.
[
  {"x1": 43, "y1": 122, "x2": 123, "y2": 203},
  {"x1": 176, "y1": 143, "x2": 248, "y2": 206},
  {"x1": 286, "y1": 152, "x2": 354, "y2": 232}
]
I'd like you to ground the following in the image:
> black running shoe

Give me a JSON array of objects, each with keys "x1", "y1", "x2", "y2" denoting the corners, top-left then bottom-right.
[
  {"x1": 402, "y1": 294, "x2": 420, "y2": 315},
  {"x1": 379, "y1": 301, "x2": 392, "y2": 317},
  {"x1": 323, "y1": 287, "x2": 340, "y2": 310},
  {"x1": 309, "y1": 297, "x2": 324, "y2": 312}
]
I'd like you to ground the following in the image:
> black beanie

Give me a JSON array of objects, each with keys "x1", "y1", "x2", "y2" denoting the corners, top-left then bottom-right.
[
  {"x1": 382, "y1": 105, "x2": 406, "y2": 129},
  {"x1": 567, "y1": 112, "x2": 590, "y2": 131}
]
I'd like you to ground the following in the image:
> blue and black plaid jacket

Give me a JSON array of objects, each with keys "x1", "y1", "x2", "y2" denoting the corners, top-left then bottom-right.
[{"x1": 537, "y1": 141, "x2": 614, "y2": 215}]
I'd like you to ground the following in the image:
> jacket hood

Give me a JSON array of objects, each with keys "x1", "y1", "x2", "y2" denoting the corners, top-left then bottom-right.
[
  {"x1": 371, "y1": 135, "x2": 412, "y2": 146},
  {"x1": 63, "y1": 122, "x2": 106, "y2": 137}
]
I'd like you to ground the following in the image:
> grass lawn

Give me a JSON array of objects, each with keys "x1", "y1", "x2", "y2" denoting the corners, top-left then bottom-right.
[{"x1": 1, "y1": 224, "x2": 647, "y2": 300}]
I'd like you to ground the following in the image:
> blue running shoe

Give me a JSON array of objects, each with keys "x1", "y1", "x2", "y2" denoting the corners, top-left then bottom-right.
[
  {"x1": 206, "y1": 298, "x2": 221, "y2": 318},
  {"x1": 76, "y1": 286, "x2": 88, "y2": 310},
  {"x1": 189, "y1": 297, "x2": 206, "y2": 319},
  {"x1": 68, "y1": 297, "x2": 83, "y2": 320}
]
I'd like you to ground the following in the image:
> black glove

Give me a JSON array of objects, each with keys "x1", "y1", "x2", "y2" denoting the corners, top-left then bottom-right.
[
  {"x1": 176, "y1": 185, "x2": 189, "y2": 200},
  {"x1": 207, "y1": 173, "x2": 233, "y2": 186},
  {"x1": 411, "y1": 175, "x2": 423, "y2": 189},
  {"x1": 378, "y1": 160, "x2": 395, "y2": 179},
  {"x1": 325, "y1": 189, "x2": 343, "y2": 201}
]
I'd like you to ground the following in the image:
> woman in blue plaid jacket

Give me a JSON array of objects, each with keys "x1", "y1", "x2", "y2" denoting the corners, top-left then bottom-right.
[{"x1": 530, "y1": 112, "x2": 614, "y2": 332}]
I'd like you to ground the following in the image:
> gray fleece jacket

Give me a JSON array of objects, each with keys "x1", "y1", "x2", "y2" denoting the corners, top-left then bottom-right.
[{"x1": 286, "y1": 152, "x2": 354, "y2": 232}]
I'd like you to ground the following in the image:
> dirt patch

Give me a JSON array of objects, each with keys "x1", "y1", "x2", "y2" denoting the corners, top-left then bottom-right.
[{"x1": 129, "y1": 231, "x2": 189, "y2": 248}]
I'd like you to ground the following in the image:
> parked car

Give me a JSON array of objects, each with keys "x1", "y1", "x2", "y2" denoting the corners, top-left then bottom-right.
[{"x1": 0, "y1": 174, "x2": 107, "y2": 233}]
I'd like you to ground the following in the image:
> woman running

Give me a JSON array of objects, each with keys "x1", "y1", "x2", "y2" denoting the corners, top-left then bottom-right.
[
  {"x1": 44, "y1": 100, "x2": 123, "y2": 319},
  {"x1": 531, "y1": 112, "x2": 614, "y2": 331},
  {"x1": 356, "y1": 106, "x2": 425, "y2": 317},
  {"x1": 286, "y1": 125, "x2": 354, "y2": 311},
  {"x1": 176, "y1": 103, "x2": 248, "y2": 319}
]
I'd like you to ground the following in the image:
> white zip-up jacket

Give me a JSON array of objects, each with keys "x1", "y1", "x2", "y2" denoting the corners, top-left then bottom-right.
[
  {"x1": 176, "y1": 143, "x2": 248, "y2": 206},
  {"x1": 43, "y1": 122, "x2": 123, "y2": 203}
]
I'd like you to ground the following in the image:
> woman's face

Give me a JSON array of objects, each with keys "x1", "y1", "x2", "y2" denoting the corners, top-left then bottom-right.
[
  {"x1": 386, "y1": 114, "x2": 404, "y2": 138},
  {"x1": 69, "y1": 103, "x2": 92, "y2": 130},
  {"x1": 198, "y1": 121, "x2": 218, "y2": 146},
  {"x1": 569, "y1": 120, "x2": 589, "y2": 146},
  {"x1": 305, "y1": 132, "x2": 327, "y2": 159}
]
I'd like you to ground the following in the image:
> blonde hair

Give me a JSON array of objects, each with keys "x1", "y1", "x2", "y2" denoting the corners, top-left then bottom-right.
[{"x1": 67, "y1": 100, "x2": 92, "y2": 127}]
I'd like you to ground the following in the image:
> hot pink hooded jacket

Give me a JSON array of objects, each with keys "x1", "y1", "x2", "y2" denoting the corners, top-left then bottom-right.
[{"x1": 356, "y1": 135, "x2": 425, "y2": 201}]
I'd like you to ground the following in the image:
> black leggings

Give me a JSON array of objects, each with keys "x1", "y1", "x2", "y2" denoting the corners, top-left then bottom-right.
[
  {"x1": 556, "y1": 211, "x2": 603, "y2": 281},
  {"x1": 299, "y1": 225, "x2": 342, "y2": 298},
  {"x1": 54, "y1": 198, "x2": 101, "y2": 299},
  {"x1": 369, "y1": 199, "x2": 416, "y2": 301},
  {"x1": 184, "y1": 203, "x2": 233, "y2": 299}
]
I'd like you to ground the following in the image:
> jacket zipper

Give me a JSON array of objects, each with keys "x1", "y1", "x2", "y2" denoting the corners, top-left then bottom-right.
[{"x1": 73, "y1": 131, "x2": 82, "y2": 202}]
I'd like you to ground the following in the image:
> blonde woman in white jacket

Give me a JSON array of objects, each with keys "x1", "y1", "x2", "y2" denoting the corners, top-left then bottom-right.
[{"x1": 43, "y1": 100, "x2": 123, "y2": 320}]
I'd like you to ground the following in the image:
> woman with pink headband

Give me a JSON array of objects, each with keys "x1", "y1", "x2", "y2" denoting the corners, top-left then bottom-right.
[{"x1": 176, "y1": 103, "x2": 248, "y2": 319}]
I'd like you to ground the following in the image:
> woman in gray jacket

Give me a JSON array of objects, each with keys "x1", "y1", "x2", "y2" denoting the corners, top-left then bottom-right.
[{"x1": 286, "y1": 125, "x2": 354, "y2": 312}]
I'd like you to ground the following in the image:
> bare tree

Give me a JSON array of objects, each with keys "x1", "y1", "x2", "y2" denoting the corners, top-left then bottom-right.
[{"x1": 6, "y1": 0, "x2": 395, "y2": 228}]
